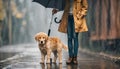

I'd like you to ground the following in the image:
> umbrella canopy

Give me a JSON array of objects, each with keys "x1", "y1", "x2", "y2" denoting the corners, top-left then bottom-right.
[{"x1": 32, "y1": 0, "x2": 65, "y2": 11}]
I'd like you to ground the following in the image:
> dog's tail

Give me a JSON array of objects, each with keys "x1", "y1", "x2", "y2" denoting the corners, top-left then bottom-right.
[{"x1": 62, "y1": 44, "x2": 68, "y2": 51}]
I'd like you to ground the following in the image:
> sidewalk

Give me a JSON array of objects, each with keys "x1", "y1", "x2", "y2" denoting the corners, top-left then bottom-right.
[{"x1": 0, "y1": 44, "x2": 119, "y2": 69}]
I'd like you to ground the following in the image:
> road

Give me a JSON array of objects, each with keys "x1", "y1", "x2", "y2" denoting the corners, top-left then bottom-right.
[{"x1": 0, "y1": 44, "x2": 119, "y2": 69}]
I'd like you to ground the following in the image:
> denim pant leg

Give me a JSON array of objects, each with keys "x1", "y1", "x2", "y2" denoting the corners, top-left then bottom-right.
[
  {"x1": 67, "y1": 15, "x2": 74, "y2": 57},
  {"x1": 73, "y1": 33, "x2": 79, "y2": 56},
  {"x1": 67, "y1": 15, "x2": 79, "y2": 57}
]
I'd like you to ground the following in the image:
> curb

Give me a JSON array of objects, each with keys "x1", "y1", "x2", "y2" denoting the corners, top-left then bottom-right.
[{"x1": 79, "y1": 48, "x2": 120, "y2": 65}]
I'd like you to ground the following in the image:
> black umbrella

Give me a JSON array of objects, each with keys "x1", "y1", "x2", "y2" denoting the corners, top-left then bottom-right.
[
  {"x1": 32, "y1": 0, "x2": 65, "y2": 36},
  {"x1": 32, "y1": 0, "x2": 65, "y2": 11}
]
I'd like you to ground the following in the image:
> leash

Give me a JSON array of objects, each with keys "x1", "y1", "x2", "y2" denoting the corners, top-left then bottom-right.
[
  {"x1": 48, "y1": 14, "x2": 54, "y2": 36},
  {"x1": 47, "y1": 13, "x2": 61, "y2": 36}
]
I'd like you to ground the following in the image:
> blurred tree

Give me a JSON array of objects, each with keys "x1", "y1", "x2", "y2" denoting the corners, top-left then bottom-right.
[{"x1": 0, "y1": 0, "x2": 31, "y2": 46}]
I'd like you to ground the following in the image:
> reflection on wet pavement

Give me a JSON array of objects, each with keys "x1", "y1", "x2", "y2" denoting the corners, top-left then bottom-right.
[
  {"x1": 0, "y1": 52, "x2": 16, "y2": 61},
  {"x1": 40, "y1": 63, "x2": 62, "y2": 69},
  {"x1": 39, "y1": 59, "x2": 120, "y2": 69},
  {"x1": 0, "y1": 44, "x2": 120, "y2": 69}
]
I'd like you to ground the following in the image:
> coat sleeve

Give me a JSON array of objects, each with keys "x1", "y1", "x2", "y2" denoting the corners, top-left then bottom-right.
[{"x1": 81, "y1": 0, "x2": 88, "y2": 15}]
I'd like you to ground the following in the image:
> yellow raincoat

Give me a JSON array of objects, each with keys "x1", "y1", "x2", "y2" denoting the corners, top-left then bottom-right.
[{"x1": 58, "y1": 0, "x2": 88, "y2": 33}]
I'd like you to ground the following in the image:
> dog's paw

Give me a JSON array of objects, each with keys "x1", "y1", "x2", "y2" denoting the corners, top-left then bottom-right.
[
  {"x1": 52, "y1": 60, "x2": 56, "y2": 63},
  {"x1": 59, "y1": 61, "x2": 62, "y2": 64},
  {"x1": 46, "y1": 62, "x2": 50, "y2": 64},
  {"x1": 40, "y1": 61, "x2": 44, "y2": 64},
  {"x1": 52, "y1": 61, "x2": 56, "y2": 64},
  {"x1": 59, "y1": 62, "x2": 62, "y2": 64}
]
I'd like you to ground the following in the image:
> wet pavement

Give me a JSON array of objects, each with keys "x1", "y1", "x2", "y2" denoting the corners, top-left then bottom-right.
[
  {"x1": 0, "y1": 52, "x2": 16, "y2": 61},
  {"x1": 0, "y1": 44, "x2": 120, "y2": 69}
]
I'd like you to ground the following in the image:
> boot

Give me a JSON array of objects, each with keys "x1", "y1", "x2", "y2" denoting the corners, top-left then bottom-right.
[
  {"x1": 66, "y1": 57, "x2": 73, "y2": 64},
  {"x1": 73, "y1": 57, "x2": 78, "y2": 64}
]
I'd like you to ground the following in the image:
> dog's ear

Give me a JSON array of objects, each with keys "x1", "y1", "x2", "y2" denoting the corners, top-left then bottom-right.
[
  {"x1": 35, "y1": 34, "x2": 38, "y2": 41},
  {"x1": 45, "y1": 34, "x2": 48, "y2": 41}
]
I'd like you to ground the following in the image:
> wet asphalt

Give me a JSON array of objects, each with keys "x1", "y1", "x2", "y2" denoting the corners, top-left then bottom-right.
[{"x1": 0, "y1": 44, "x2": 119, "y2": 69}]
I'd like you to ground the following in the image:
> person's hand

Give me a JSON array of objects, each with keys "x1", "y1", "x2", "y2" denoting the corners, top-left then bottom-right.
[{"x1": 52, "y1": 8, "x2": 58, "y2": 15}]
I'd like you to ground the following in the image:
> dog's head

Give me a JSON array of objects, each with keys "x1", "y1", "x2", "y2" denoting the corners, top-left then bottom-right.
[{"x1": 35, "y1": 32, "x2": 48, "y2": 45}]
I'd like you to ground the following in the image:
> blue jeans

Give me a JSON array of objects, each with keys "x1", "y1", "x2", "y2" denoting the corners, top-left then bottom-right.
[{"x1": 67, "y1": 15, "x2": 79, "y2": 57}]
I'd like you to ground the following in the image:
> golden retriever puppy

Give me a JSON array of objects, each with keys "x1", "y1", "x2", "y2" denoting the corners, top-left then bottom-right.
[{"x1": 35, "y1": 32, "x2": 68, "y2": 64}]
